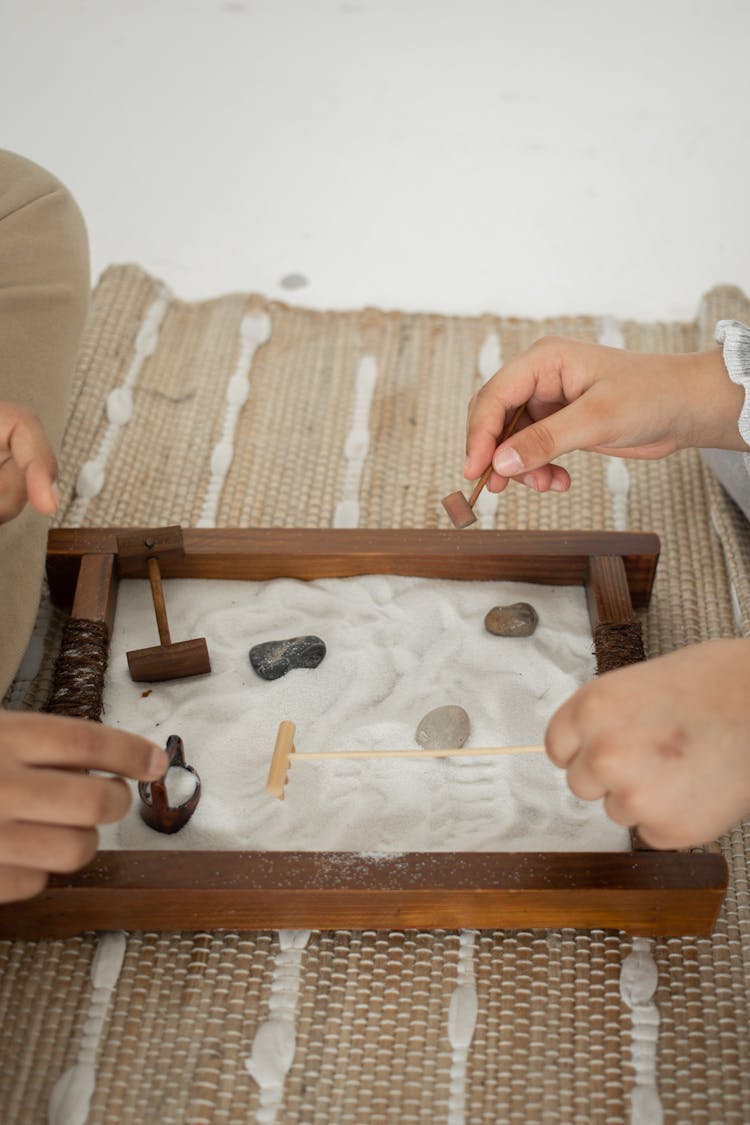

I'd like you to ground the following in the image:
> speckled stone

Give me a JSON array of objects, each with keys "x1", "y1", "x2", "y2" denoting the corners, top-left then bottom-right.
[
  {"x1": 484, "y1": 602, "x2": 539, "y2": 637},
  {"x1": 249, "y1": 635, "x2": 326, "y2": 680},
  {"x1": 416, "y1": 705, "x2": 470, "y2": 750},
  {"x1": 280, "y1": 272, "x2": 309, "y2": 290}
]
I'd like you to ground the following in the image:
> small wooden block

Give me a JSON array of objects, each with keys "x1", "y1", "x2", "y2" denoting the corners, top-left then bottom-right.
[
  {"x1": 70, "y1": 553, "x2": 118, "y2": 634},
  {"x1": 586, "y1": 555, "x2": 636, "y2": 628},
  {"x1": 126, "y1": 637, "x2": 211, "y2": 682},
  {"x1": 117, "y1": 526, "x2": 185, "y2": 578}
]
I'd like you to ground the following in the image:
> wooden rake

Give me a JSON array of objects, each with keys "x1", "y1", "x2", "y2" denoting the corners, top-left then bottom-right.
[{"x1": 266, "y1": 720, "x2": 543, "y2": 798}]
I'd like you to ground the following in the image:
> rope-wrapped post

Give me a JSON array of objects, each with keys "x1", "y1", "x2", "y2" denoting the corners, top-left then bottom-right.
[
  {"x1": 587, "y1": 555, "x2": 647, "y2": 676},
  {"x1": 44, "y1": 551, "x2": 117, "y2": 723},
  {"x1": 593, "y1": 620, "x2": 646, "y2": 674},
  {"x1": 45, "y1": 617, "x2": 109, "y2": 722},
  {"x1": 587, "y1": 553, "x2": 651, "y2": 849}
]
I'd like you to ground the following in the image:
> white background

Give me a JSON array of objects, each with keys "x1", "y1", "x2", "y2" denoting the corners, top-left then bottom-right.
[{"x1": 2, "y1": 0, "x2": 749, "y2": 319}]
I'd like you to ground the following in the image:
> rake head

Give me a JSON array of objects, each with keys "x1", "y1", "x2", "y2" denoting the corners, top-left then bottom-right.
[{"x1": 266, "y1": 720, "x2": 296, "y2": 799}]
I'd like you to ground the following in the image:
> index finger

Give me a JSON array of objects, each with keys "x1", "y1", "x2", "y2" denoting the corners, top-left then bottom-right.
[
  {"x1": 464, "y1": 347, "x2": 560, "y2": 480},
  {"x1": 1, "y1": 711, "x2": 168, "y2": 781}
]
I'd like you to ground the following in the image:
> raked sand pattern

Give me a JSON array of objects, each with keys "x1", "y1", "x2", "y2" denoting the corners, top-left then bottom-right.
[
  {"x1": 0, "y1": 268, "x2": 748, "y2": 1123},
  {"x1": 98, "y1": 574, "x2": 625, "y2": 855}
]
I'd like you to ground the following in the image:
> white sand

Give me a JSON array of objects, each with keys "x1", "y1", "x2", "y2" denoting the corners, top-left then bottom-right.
[{"x1": 98, "y1": 575, "x2": 629, "y2": 853}]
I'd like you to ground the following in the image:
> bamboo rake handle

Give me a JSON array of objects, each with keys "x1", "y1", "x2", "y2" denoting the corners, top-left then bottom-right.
[{"x1": 293, "y1": 745, "x2": 543, "y2": 761}]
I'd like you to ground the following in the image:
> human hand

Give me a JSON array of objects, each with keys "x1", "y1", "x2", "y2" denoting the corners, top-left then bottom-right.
[
  {"x1": 464, "y1": 337, "x2": 746, "y2": 494},
  {"x1": 545, "y1": 638, "x2": 750, "y2": 849},
  {"x1": 0, "y1": 399, "x2": 60, "y2": 522},
  {"x1": 0, "y1": 710, "x2": 169, "y2": 903}
]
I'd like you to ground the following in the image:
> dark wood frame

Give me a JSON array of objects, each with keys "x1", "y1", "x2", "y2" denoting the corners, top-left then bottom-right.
[{"x1": 0, "y1": 527, "x2": 727, "y2": 938}]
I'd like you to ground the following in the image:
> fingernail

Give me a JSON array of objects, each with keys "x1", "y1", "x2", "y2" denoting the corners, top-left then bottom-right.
[
  {"x1": 493, "y1": 446, "x2": 523, "y2": 475},
  {"x1": 522, "y1": 473, "x2": 539, "y2": 491},
  {"x1": 50, "y1": 481, "x2": 60, "y2": 510},
  {"x1": 549, "y1": 477, "x2": 567, "y2": 492}
]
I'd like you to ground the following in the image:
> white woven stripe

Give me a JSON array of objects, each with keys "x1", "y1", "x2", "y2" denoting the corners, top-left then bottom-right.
[
  {"x1": 447, "y1": 929, "x2": 478, "y2": 1124},
  {"x1": 620, "y1": 938, "x2": 663, "y2": 1125},
  {"x1": 246, "y1": 930, "x2": 311, "y2": 1123},
  {"x1": 474, "y1": 331, "x2": 503, "y2": 530},
  {"x1": 48, "y1": 932, "x2": 127, "y2": 1125},
  {"x1": 68, "y1": 286, "x2": 171, "y2": 528},
  {"x1": 197, "y1": 310, "x2": 272, "y2": 528},
  {"x1": 598, "y1": 317, "x2": 630, "y2": 530},
  {"x1": 333, "y1": 354, "x2": 378, "y2": 528}
]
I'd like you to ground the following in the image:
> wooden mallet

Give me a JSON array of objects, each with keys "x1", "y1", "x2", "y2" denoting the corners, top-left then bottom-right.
[
  {"x1": 266, "y1": 720, "x2": 542, "y2": 799},
  {"x1": 442, "y1": 403, "x2": 526, "y2": 529},
  {"x1": 117, "y1": 527, "x2": 211, "y2": 683}
]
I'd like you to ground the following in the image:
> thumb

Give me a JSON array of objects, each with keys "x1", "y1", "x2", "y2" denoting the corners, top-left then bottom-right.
[{"x1": 492, "y1": 399, "x2": 603, "y2": 476}]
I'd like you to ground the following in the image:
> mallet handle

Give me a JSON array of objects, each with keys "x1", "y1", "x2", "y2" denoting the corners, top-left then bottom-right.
[
  {"x1": 468, "y1": 464, "x2": 494, "y2": 508},
  {"x1": 148, "y1": 557, "x2": 172, "y2": 646},
  {"x1": 468, "y1": 402, "x2": 526, "y2": 507}
]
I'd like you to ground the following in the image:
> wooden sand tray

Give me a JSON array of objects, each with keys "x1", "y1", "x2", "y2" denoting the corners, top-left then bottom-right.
[{"x1": 0, "y1": 526, "x2": 727, "y2": 939}]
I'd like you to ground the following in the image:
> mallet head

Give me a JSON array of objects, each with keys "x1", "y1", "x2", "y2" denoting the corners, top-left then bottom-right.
[
  {"x1": 126, "y1": 637, "x2": 211, "y2": 683},
  {"x1": 441, "y1": 490, "x2": 477, "y2": 529}
]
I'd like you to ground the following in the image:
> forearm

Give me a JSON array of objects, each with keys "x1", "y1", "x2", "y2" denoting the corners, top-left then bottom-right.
[{"x1": 679, "y1": 343, "x2": 749, "y2": 452}]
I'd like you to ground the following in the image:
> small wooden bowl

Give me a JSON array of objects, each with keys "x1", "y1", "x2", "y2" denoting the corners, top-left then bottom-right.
[{"x1": 138, "y1": 735, "x2": 201, "y2": 834}]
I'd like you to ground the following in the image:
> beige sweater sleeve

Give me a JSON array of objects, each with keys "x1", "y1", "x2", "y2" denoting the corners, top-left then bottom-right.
[{"x1": 0, "y1": 150, "x2": 90, "y2": 697}]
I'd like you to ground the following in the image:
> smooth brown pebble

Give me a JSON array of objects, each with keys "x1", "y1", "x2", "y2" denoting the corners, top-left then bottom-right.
[
  {"x1": 484, "y1": 602, "x2": 539, "y2": 637},
  {"x1": 416, "y1": 705, "x2": 470, "y2": 750}
]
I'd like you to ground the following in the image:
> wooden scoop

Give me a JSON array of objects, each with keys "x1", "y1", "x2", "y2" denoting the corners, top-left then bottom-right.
[
  {"x1": 138, "y1": 734, "x2": 201, "y2": 833},
  {"x1": 442, "y1": 403, "x2": 526, "y2": 528}
]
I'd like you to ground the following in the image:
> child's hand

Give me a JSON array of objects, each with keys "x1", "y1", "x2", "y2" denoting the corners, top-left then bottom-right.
[
  {"x1": 545, "y1": 638, "x2": 750, "y2": 848},
  {"x1": 0, "y1": 710, "x2": 169, "y2": 903},
  {"x1": 464, "y1": 338, "x2": 746, "y2": 494},
  {"x1": 0, "y1": 400, "x2": 60, "y2": 522}
]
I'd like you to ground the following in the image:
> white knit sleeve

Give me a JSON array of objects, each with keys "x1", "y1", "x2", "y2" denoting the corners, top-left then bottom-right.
[{"x1": 715, "y1": 320, "x2": 750, "y2": 460}]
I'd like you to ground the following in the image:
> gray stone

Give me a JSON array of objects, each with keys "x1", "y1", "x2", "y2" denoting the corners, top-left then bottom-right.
[
  {"x1": 280, "y1": 272, "x2": 309, "y2": 290},
  {"x1": 484, "y1": 602, "x2": 539, "y2": 637},
  {"x1": 249, "y1": 635, "x2": 326, "y2": 680},
  {"x1": 416, "y1": 705, "x2": 470, "y2": 750}
]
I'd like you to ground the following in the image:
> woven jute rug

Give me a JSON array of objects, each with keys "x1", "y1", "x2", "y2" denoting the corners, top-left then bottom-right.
[{"x1": 1, "y1": 267, "x2": 750, "y2": 1123}]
